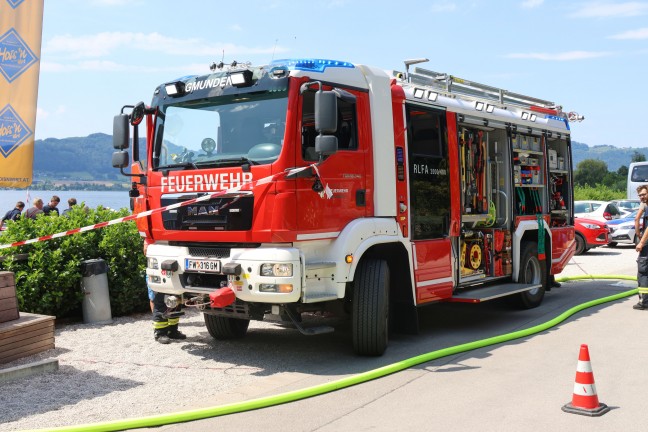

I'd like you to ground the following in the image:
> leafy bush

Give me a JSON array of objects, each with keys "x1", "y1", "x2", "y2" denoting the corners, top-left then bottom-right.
[
  {"x1": 0, "y1": 206, "x2": 147, "y2": 317},
  {"x1": 574, "y1": 184, "x2": 625, "y2": 201}
]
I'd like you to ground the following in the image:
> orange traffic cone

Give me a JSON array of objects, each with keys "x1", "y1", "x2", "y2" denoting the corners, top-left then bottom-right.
[{"x1": 562, "y1": 344, "x2": 610, "y2": 416}]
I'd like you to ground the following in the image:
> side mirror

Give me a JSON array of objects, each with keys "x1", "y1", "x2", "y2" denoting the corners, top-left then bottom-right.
[
  {"x1": 315, "y1": 135, "x2": 338, "y2": 156},
  {"x1": 112, "y1": 151, "x2": 129, "y2": 169},
  {"x1": 315, "y1": 91, "x2": 337, "y2": 133},
  {"x1": 130, "y1": 102, "x2": 146, "y2": 126},
  {"x1": 113, "y1": 114, "x2": 129, "y2": 149}
]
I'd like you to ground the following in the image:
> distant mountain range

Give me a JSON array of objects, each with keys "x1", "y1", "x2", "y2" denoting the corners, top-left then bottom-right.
[{"x1": 32, "y1": 133, "x2": 645, "y2": 181}]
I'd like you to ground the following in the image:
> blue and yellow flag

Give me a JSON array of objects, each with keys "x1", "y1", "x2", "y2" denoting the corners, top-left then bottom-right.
[{"x1": 0, "y1": 0, "x2": 44, "y2": 188}]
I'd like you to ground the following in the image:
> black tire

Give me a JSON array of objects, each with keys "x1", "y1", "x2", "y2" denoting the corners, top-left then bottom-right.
[
  {"x1": 608, "y1": 241, "x2": 618, "y2": 248},
  {"x1": 204, "y1": 314, "x2": 250, "y2": 340},
  {"x1": 574, "y1": 233, "x2": 586, "y2": 255},
  {"x1": 517, "y1": 241, "x2": 546, "y2": 309},
  {"x1": 352, "y1": 259, "x2": 389, "y2": 356}
]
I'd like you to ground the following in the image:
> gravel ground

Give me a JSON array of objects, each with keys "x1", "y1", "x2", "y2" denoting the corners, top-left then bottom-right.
[{"x1": 0, "y1": 308, "x2": 297, "y2": 431}]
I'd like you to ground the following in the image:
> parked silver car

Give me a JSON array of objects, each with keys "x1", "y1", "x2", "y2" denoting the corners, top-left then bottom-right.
[{"x1": 607, "y1": 209, "x2": 641, "y2": 247}]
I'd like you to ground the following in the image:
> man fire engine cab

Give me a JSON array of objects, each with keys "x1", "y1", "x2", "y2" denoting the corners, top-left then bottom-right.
[{"x1": 112, "y1": 58, "x2": 579, "y2": 356}]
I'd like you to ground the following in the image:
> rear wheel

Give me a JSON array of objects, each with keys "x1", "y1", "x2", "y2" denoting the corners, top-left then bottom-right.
[
  {"x1": 352, "y1": 259, "x2": 389, "y2": 356},
  {"x1": 517, "y1": 241, "x2": 546, "y2": 309},
  {"x1": 574, "y1": 233, "x2": 586, "y2": 255},
  {"x1": 204, "y1": 314, "x2": 250, "y2": 340}
]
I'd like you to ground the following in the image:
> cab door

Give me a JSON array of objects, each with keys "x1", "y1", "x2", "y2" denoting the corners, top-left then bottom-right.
[
  {"x1": 294, "y1": 88, "x2": 368, "y2": 236},
  {"x1": 406, "y1": 105, "x2": 454, "y2": 303}
]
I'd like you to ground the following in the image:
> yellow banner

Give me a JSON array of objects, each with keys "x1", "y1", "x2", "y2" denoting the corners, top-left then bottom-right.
[{"x1": 0, "y1": 0, "x2": 44, "y2": 188}]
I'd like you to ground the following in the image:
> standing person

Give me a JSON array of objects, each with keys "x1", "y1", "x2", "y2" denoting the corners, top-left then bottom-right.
[
  {"x1": 24, "y1": 198, "x2": 44, "y2": 219},
  {"x1": 1, "y1": 201, "x2": 25, "y2": 226},
  {"x1": 42, "y1": 195, "x2": 61, "y2": 216},
  {"x1": 634, "y1": 184, "x2": 648, "y2": 310},
  {"x1": 144, "y1": 240, "x2": 186, "y2": 344},
  {"x1": 62, "y1": 197, "x2": 77, "y2": 216}
]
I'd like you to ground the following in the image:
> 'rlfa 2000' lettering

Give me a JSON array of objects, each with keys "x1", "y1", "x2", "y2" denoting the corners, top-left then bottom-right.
[{"x1": 161, "y1": 172, "x2": 253, "y2": 193}]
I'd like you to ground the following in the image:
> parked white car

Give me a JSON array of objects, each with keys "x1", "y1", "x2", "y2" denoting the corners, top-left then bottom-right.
[
  {"x1": 610, "y1": 199, "x2": 641, "y2": 213},
  {"x1": 574, "y1": 200, "x2": 625, "y2": 223}
]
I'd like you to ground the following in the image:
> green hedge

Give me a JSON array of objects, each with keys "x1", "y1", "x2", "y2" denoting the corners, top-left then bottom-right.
[
  {"x1": 0, "y1": 206, "x2": 148, "y2": 317},
  {"x1": 574, "y1": 184, "x2": 625, "y2": 201}
]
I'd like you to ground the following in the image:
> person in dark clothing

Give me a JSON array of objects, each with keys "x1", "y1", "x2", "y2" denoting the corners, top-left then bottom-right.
[
  {"x1": 143, "y1": 240, "x2": 186, "y2": 344},
  {"x1": 634, "y1": 184, "x2": 648, "y2": 310},
  {"x1": 62, "y1": 197, "x2": 77, "y2": 216},
  {"x1": 1, "y1": 201, "x2": 25, "y2": 226},
  {"x1": 152, "y1": 289, "x2": 187, "y2": 344},
  {"x1": 42, "y1": 195, "x2": 61, "y2": 216}
]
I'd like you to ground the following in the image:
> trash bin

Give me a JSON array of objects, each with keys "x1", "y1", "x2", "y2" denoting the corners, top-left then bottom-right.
[{"x1": 80, "y1": 259, "x2": 113, "y2": 324}]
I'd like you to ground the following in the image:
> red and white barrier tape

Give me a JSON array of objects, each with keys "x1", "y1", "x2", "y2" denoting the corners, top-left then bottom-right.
[{"x1": 0, "y1": 164, "x2": 323, "y2": 250}]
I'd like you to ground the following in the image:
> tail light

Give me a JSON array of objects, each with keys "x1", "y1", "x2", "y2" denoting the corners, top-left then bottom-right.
[{"x1": 603, "y1": 212, "x2": 612, "y2": 220}]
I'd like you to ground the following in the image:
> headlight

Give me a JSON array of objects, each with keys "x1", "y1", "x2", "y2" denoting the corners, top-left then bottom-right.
[
  {"x1": 582, "y1": 223, "x2": 602, "y2": 229},
  {"x1": 147, "y1": 257, "x2": 159, "y2": 269},
  {"x1": 260, "y1": 263, "x2": 293, "y2": 277}
]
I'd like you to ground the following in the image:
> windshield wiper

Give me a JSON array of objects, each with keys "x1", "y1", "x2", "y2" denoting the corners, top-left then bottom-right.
[
  {"x1": 195, "y1": 157, "x2": 260, "y2": 168},
  {"x1": 157, "y1": 161, "x2": 197, "y2": 171}
]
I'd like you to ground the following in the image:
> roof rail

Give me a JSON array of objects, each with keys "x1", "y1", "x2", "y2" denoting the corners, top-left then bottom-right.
[{"x1": 409, "y1": 66, "x2": 557, "y2": 110}]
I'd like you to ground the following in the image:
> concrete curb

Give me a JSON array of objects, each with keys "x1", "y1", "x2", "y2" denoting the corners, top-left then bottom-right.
[{"x1": 0, "y1": 359, "x2": 59, "y2": 383}]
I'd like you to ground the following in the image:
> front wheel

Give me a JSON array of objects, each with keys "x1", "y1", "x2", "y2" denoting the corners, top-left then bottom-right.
[
  {"x1": 574, "y1": 233, "x2": 587, "y2": 255},
  {"x1": 204, "y1": 314, "x2": 250, "y2": 340},
  {"x1": 516, "y1": 241, "x2": 546, "y2": 309},
  {"x1": 352, "y1": 259, "x2": 389, "y2": 356},
  {"x1": 608, "y1": 241, "x2": 618, "y2": 248}
]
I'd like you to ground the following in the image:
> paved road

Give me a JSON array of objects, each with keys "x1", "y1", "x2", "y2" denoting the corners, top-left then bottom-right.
[{"x1": 136, "y1": 244, "x2": 645, "y2": 432}]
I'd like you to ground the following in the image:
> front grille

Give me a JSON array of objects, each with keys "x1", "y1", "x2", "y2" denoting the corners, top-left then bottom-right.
[
  {"x1": 188, "y1": 247, "x2": 231, "y2": 258},
  {"x1": 161, "y1": 194, "x2": 253, "y2": 231}
]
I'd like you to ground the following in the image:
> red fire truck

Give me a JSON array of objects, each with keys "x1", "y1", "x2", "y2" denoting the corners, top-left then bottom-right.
[{"x1": 112, "y1": 58, "x2": 578, "y2": 356}]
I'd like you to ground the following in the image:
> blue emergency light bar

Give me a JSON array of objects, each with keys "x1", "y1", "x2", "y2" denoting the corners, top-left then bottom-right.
[{"x1": 271, "y1": 58, "x2": 355, "y2": 73}]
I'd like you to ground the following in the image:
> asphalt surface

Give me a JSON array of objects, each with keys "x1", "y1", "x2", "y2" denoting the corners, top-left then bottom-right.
[{"x1": 127, "y1": 243, "x2": 645, "y2": 432}]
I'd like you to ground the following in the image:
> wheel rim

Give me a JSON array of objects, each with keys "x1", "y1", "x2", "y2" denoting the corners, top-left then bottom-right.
[{"x1": 524, "y1": 256, "x2": 541, "y2": 295}]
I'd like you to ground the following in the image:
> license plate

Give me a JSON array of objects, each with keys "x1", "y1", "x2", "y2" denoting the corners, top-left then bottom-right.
[{"x1": 185, "y1": 258, "x2": 221, "y2": 273}]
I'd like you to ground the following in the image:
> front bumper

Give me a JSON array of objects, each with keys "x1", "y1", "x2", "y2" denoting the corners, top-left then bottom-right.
[
  {"x1": 146, "y1": 243, "x2": 302, "y2": 303},
  {"x1": 609, "y1": 226, "x2": 635, "y2": 244}
]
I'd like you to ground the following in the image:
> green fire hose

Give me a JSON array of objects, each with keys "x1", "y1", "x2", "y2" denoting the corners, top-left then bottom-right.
[{"x1": 25, "y1": 275, "x2": 638, "y2": 432}]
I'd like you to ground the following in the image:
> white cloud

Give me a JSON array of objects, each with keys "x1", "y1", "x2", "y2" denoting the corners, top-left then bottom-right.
[
  {"x1": 521, "y1": 0, "x2": 544, "y2": 8},
  {"x1": 40, "y1": 59, "x2": 216, "y2": 75},
  {"x1": 505, "y1": 51, "x2": 611, "y2": 60},
  {"x1": 571, "y1": 1, "x2": 648, "y2": 18},
  {"x1": 609, "y1": 27, "x2": 648, "y2": 39},
  {"x1": 37, "y1": 105, "x2": 66, "y2": 121},
  {"x1": 43, "y1": 32, "x2": 283, "y2": 59},
  {"x1": 430, "y1": 2, "x2": 457, "y2": 13}
]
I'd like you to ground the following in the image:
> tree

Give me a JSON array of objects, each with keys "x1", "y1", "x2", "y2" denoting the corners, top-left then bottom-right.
[
  {"x1": 632, "y1": 151, "x2": 646, "y2": 163},
  {"x1": 574, "y1": 159, "x2": 608, "y2": 187},
  {"x1": 617, "y1": 165, "x2": 628, "y2": 178}
]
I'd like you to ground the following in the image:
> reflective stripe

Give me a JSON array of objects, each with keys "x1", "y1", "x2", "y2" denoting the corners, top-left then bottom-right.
[
  {"x1": 573, "y1": 383, "x2": 597, "y2": 396},
  {"x1": 638, "y1": 287, "x2": 648, "y2": 294},
  {"x1": 153, "y1": 321, "x2": 168, "y2": 329},
  {"x1": 168, "y1": 317, "x2": 180, "y2": 326},
  {"x1": 576, "y1": 360, "x2": 593, "y2": 373}
]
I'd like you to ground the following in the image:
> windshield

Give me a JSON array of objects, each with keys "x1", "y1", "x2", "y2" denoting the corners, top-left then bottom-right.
[{"x1": 153, "y1": 93, "x2": 288, "y2": 169}]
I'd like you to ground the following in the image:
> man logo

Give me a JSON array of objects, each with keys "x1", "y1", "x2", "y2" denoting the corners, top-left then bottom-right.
[{"x1": 187, "y1": 205, "x2": 219, "y2": 216}]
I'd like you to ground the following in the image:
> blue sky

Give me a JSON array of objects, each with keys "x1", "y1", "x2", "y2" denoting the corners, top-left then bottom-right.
[{"x1": 35, "y1": 0, "x2": 648, "y2": 149}]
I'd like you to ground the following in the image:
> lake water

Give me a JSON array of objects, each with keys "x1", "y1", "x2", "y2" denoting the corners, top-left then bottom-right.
[{"x1": 0, "y1": 190, "x2": 131, "y2": 214}]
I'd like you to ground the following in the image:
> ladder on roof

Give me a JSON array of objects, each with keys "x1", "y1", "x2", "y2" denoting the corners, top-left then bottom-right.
[{"x1": 408, "y1": 66, "x2": 558, "y2": 111}]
